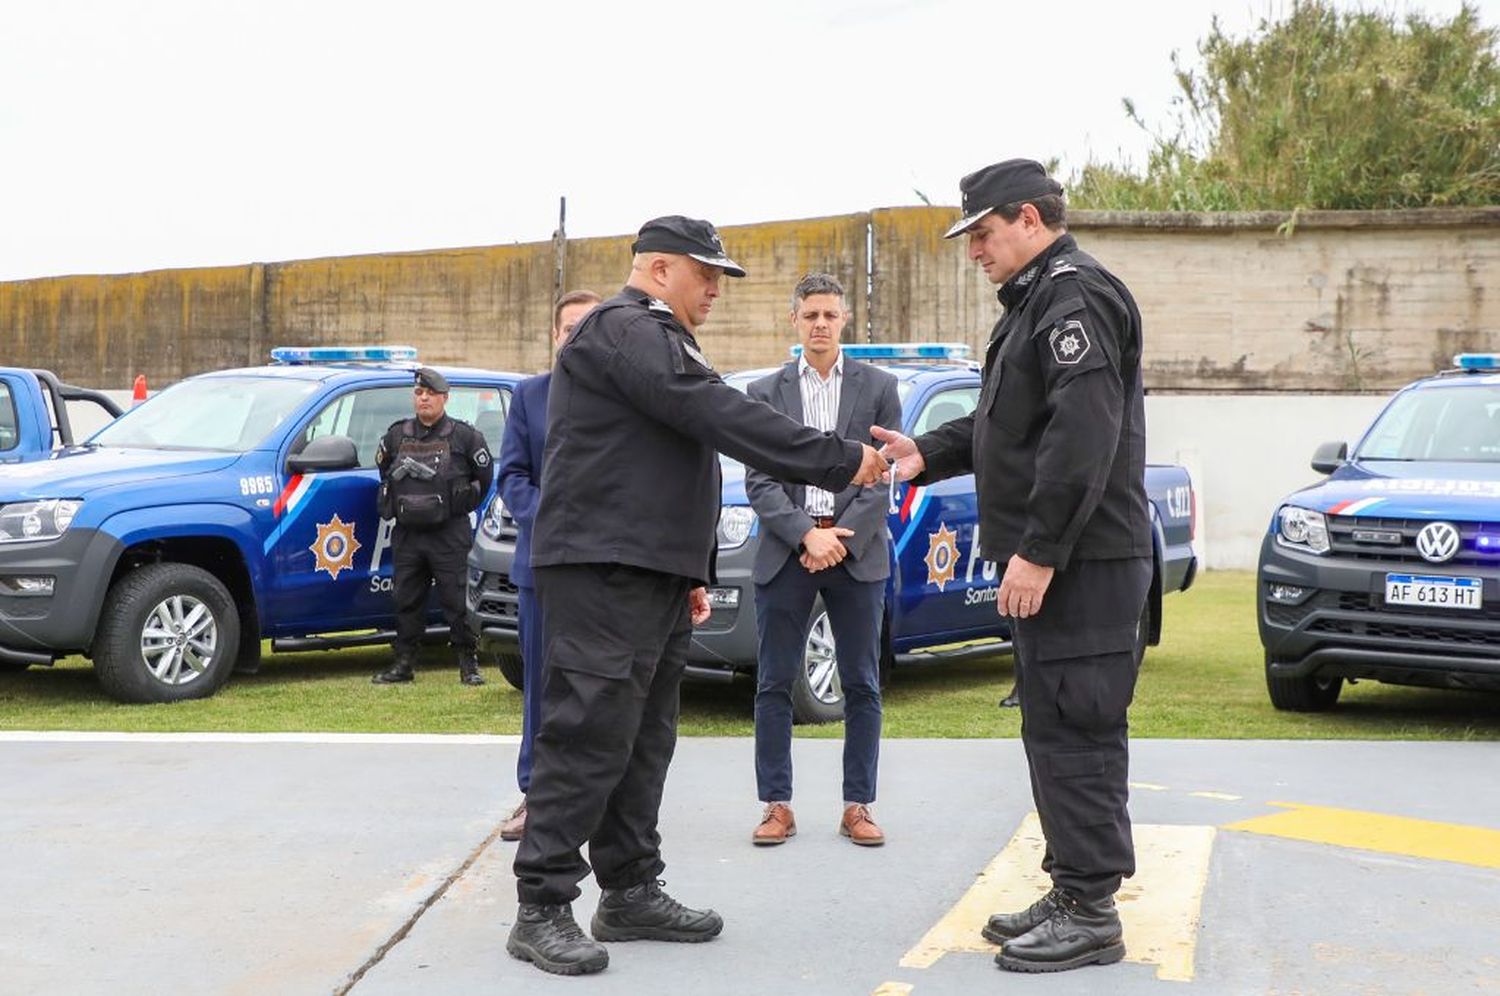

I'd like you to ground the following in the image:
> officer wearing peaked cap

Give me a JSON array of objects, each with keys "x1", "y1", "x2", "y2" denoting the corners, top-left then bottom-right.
[
  {"x1": 372, "y1": 366, "x2": 493, "y2": 686},
  {"x1": 875, "y1": 159, "x2": 1152, "y2": 974},
  {"x1": 505, "y1": 215, "x2": 888, "y2": 977}
]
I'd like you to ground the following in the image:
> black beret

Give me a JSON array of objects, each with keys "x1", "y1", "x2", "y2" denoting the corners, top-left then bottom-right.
[
  {"x1": 944, "y1": 159, "x2": 1065, "y2": 239},
  {"x1": 631, "y1": 215, "x2": 747, "y2": 278},
  {"x1": 414, "y1": 367, "x2": 449, "y2": 393}
]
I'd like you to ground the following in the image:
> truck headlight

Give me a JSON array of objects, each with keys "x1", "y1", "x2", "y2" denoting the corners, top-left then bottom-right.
[
  {"x1": 1276, "y1": 506, "x2": 1330, "y2": 555},
  {"x1": 480, "y1": 495, "x2": 508, "y2": 541},
  {"x1": 716, "y1": 506, "x2": 756, "y2": 549},
  {"x1": 0, "y1": 499, "x2": 83, "y2": 544}
]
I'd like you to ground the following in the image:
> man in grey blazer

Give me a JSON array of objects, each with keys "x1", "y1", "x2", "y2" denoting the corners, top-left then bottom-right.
[{"x1": 744, "y1": 273, "x2": 902, "y2": 847}]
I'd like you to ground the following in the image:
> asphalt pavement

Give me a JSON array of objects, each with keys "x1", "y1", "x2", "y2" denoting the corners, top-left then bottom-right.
[{"x1": 2, "y1": 733, "x2": 1498, "y2": 995}]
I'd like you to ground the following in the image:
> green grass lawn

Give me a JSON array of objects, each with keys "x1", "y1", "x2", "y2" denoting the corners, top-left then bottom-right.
[{"x1": 2, "y1": 570, "x2": 1498, "y2": 738}]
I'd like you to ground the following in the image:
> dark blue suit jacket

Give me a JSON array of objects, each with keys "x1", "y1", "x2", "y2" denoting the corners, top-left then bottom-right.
[{"x1": 497, "y1": 372, "x2": 549, "y2": 589}]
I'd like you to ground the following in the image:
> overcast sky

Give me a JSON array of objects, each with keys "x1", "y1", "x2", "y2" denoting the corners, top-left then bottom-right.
[{"x1": 1, "y1": 0, "x2": 1493, "y2": 281}]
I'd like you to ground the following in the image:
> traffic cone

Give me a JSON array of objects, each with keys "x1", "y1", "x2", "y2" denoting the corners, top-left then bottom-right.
[{"x1": 131, "y1": 374, "x2": 148, "y2": 406}]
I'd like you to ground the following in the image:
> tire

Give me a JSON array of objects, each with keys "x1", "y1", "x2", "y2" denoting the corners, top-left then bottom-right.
[
  {"x1": 94, "y1": 563, "x2": 240, "y2": 704},
  {"x1": 791, "y1": 601, "x2": 845, "y2": 725},
  {"x1": 1264, "y1": 651, "x2": 1342, "y2": 712},
  {"x1": 495, "y1": 652, "x2": 525, "y2": 691}
]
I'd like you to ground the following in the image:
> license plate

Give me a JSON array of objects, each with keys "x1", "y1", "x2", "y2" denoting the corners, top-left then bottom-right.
[{"x1": 1384, "y1": 574, "x2": 1483, "y2": 610}]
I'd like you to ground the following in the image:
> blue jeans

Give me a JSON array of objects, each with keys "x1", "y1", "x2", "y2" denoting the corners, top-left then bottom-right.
[{"x1": 753, "y1": 559, "x2": 885, "y2": 805}]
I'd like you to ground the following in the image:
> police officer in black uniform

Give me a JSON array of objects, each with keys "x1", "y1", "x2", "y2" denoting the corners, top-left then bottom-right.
[
  {"x1": 372, "y1": 367, "x2": 494, "y2": 686},
  {"x1": 506, "y1": 216, "x2": 886, "y2": 977},
  {"x1": 876, "y1": 160, "x2": 1151, "y2": 974}
]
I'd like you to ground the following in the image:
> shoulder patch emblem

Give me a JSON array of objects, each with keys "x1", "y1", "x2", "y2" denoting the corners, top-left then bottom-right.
[
  {"x1": 474, "y1": 448, "x2": 490, "y2": 467},
  {"x1": 1049, "y1": 319, "x2": 1091, "y2": 365},
  {"x1": 682, "y1": 340, "x2": 714, "y2": 371}
]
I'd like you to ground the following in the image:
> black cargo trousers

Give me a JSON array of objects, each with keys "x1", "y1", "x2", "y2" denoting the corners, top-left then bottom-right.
[
  {"x1": 1011, "y1": 556, "x2": 1152, "y2": 900},
  {"x1": 514, "y1": 562, "x2": 694, "y2": 905},
  {"x1": 391, "y1": 517, "x2": 475, "y2": 658}
]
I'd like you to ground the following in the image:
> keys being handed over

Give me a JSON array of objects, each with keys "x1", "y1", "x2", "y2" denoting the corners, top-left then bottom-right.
[
  {"x1": 801, "y1": 526, "x2": 854, "y2": 573},
  {"x1": 870, "y1": 426, "x2": 925, "y2": 484}
]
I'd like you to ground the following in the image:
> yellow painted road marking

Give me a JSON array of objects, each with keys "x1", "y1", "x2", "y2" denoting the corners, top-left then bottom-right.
[
  {"x1": 899, "y1": 812, "x2": 1214, "y2": 982},
  {"x1": 1190, "y1": 791, "x2": 1242, "y2": 801},
  {"x1": 1130, "y1": 781, "x2": 1169, "y2": 792},
  {"x1": 1226, "y1": 802, "x2": 1500, "y2": 869},
  {"x1": 870, "y1": 984, "x2": 913, "y2": 996}
]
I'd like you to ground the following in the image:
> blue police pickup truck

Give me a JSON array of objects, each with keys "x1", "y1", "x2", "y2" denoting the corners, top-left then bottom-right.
[
  {"x1": 468, "y1": 344, "x2": 1199, "y2": 722},
  {"x1": 1259, "y1": 353, "x2": 1500, "y2": 711},
  {"x1": 0, "y1": 347, "x2": 520, "y2": 702},
  {"x1": 0, "y1": 368, "x2": 123, "y2": 462}
]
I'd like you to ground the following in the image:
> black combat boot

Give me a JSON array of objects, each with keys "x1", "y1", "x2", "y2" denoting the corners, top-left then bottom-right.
[
  {"x1": 980, "y1": 885, "x2": 1064, "y2": 943},
  {"x1": 371, "y1": 652, "x2": 415, "y2": 684},
  {"x1": 591, "y1": 879, "x2": 723, "y2": 943},
  {"x1": 458, "y1": 650, "x2": 485, "y2": 686},
  {"x1": 996, "y1": 889, "x2": 1125, "y2": 973},
  {"x1": 507, "y1": 902, "x2": 609, "y2": 976}
]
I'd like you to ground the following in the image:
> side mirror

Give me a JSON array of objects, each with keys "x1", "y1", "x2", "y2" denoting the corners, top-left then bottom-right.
[
  {"x1": 287, "y1": 435, "x2": 359, "y2": 474},
  {"x1": 1310, "y1": 440, "x2": 1348, "y2": 475}
]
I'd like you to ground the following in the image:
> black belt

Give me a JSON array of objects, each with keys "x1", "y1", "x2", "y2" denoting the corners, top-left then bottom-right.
[{"x1": 810, "y1": 515, "x2": 836, "y2": 529}]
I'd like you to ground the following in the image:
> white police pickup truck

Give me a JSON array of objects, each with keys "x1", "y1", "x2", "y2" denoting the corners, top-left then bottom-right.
[{"x1": 1259, "y1": 353, "x2": 1500, "y2": 710}]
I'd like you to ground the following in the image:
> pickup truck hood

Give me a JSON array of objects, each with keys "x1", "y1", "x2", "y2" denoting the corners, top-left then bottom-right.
[
  {"x1": 1287, "y1": 460, "x2": 1500, "y2": 520},
  {"x1": 0, "y1": 446, "x2": 241, "y2": 499}
]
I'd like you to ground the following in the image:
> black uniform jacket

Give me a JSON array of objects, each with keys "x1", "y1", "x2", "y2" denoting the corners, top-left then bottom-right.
[
  {"x1": 532, "y1": 286, "x2": 866, "y2": 586},
  {"x1": 914, "y1": 234, "x2": 1150, "y2": 570}
]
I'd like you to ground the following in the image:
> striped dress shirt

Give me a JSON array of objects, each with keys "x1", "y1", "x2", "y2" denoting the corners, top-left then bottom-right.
[{"x1": 797, "y1": 352, "x2": 843, "y2": 518}]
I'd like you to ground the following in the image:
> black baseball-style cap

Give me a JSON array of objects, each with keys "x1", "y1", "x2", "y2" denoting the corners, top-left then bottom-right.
[
  {"x1": 943, "y1": 159, "x2": 1065, "y2": 239},
  {"x1": 631, "y1": 216, "x2": 747, "y2": 278},
  {"x1": 414, "y1": 367, "x2": 450, "y2": 393}
]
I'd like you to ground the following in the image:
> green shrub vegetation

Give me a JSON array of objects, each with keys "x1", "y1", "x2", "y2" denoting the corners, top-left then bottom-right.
[{"x1": 1071, "y1": 1, "x2": 1500, "y2": 211}]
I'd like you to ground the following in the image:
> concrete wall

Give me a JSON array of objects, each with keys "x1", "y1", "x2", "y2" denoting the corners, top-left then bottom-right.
[
  {"x1": 3, "y1": 207, "x2": 1495, "y2": 389},
  {"x1": 1145, "y1": 393, "x2": 1391, "y2": 570}
]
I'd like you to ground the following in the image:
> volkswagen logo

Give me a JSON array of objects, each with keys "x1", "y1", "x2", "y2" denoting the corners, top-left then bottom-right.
[{"x1": 1415, "y1": 521, "x2": 1462, "y2": 563}]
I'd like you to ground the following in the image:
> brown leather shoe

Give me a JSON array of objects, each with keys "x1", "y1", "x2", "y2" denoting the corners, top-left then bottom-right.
[
  {"x1": 500, "y1": 799, "x2": 527, "y2": 841},
  {"x1": 839, "y1": 804, "x2": 885, "y2": 846},
  {"x1": 752, "y1": 802, "x2": 796, "y2": 846}
]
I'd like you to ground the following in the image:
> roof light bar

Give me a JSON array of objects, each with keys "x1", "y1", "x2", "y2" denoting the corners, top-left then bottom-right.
[
  {"x1": 1453, "y1": 353, "x2": 1500, "y2": 372},
  {"x1": 788, "y1": 342, "x2": 973, "y2": 361},
  {"x1": 270, "y1": 346, "x2": 419, "y2": 365}
]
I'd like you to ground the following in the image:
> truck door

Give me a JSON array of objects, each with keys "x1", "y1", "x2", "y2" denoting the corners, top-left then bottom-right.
[
  {"x1": 887, "y1": 382, "x2": 1003, "y2": 647},
  {"x1": 262, "y1": 383, "x2": 509, "y2": 635}
]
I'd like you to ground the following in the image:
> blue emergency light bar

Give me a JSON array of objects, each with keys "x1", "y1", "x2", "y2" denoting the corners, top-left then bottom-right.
[
  {"x1": 1454, "y1": 353, "x2": 1500, "y2": 372},
  {"x1": 270, "y1": 346, "x2": 419, "y2": 365},
  {"x1": 788, "y1": 342, "x2": 973, "y2": 361}
]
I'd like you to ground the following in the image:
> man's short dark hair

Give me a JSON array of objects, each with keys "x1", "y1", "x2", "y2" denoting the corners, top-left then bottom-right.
[
  {"x1": 995, "y1": 194, "x2": 1067, "y2": 230},
  {"x1": 553, "y1": 289, "x2": 602, "y2": 330},
  {"x1": 790, "y1": 273, "x2": 846, "y2": 312}
]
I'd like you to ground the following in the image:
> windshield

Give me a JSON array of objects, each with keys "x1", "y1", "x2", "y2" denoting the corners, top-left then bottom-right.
[
  {"x1": 90, "y1": 376, "x2": 319, "y2": 452},
  {"x1": 1358, "y1": 384, "x2": 1500, "y2": 462}
]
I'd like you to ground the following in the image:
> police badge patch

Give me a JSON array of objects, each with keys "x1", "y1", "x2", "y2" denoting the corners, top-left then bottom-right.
[
  {"x1": 474, "y1": 448, "x2": 490, "y2": 467},
  {"x1": 1049, "y1": 319, "x2": 1091, "y2": 365}
]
